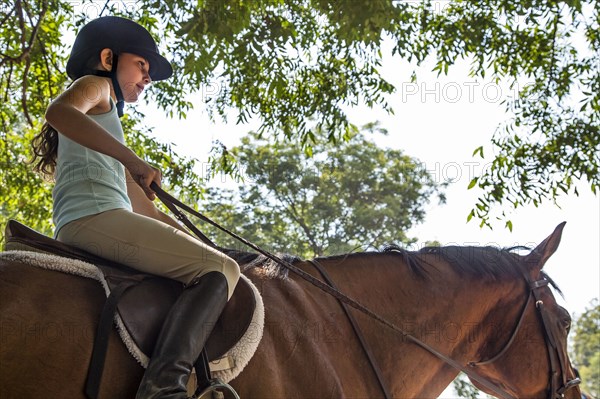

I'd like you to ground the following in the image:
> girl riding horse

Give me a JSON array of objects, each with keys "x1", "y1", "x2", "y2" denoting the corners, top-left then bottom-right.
[{"x1": 30, "y1": 16, "x2": 239, "y2": 399}]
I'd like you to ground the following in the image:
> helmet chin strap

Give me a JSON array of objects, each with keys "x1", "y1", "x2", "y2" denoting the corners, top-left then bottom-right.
[{"x1": 93, "y1": 53, "x2": 125, "y2": 117}]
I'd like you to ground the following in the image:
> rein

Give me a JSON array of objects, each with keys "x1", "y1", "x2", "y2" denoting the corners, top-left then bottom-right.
[
  {"x1": 308, "y1": 259, "x2": 393, "y2": 399},
  {"x1": 152, "y1": 183, "x2": 578, "y2": 399}
]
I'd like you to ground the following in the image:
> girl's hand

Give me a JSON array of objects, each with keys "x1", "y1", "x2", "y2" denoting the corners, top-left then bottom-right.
[{"x1": 126, "y1": 157, "x2": 162, "y2": 201}]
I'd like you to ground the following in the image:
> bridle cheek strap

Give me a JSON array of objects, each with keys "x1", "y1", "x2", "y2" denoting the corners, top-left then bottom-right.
[
  {"x1": 530, "y1": 279, "x2": 581, "y2": 399},
  {"x1": 468, "y1": 277, "x2": 580, "y2": 399}
]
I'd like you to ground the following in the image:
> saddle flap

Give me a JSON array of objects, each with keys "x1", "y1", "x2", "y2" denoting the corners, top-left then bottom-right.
[
  {"x1": 206, "y1": 274, "x2": 256, "y2": 360},
  {"x1": 117, "y1": 277, "x2": 183, "y2": 355},
  {"x1": 116, "y1": 275, "x2": 256, "y2": 361}
]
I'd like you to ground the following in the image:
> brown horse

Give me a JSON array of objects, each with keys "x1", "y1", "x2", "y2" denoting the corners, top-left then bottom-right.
[{"x1": 0, "y1": 223, "x2": 581, "y2": 399}]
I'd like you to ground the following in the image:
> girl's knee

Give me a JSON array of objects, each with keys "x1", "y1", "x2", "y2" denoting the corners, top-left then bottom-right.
[
  {"x1": 219, "y1": 257, "x2": 240, "y2": 300},
  {"x1": 224, "y1": 257, "x2": 241, "y2": 285}
]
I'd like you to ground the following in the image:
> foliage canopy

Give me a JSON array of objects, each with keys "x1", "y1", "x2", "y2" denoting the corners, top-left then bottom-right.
[
  {"x1": 1, "y1": 0, "x2": 598, "y2": 234},
  {"x1": 201, "y1": 126, "x2": 444, "y2": 257},
  {"x1": 571, "y1": 300, "x2": 600, "y2": 398}
]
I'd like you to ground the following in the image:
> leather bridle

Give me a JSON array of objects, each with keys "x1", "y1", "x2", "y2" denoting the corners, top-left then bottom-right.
[
  {"x1": 525, "y1": 277, "x2": 581, "y2": 399},
  {"x1": 468, "y1": 275, "x2": 581, "y2": 399},
  {"x1": 309, "y1": 258, "x2": 581, "y2": 399},
  {"x1": 151, "y1": 184, "x2": 581, "y2": 399}
]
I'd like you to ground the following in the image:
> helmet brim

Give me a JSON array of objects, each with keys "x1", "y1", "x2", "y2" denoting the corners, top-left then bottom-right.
[{"x1": 126, "y1": 47, "x2": 173, "y2": 81}]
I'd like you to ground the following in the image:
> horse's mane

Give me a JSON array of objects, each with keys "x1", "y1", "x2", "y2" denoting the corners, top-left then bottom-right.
[
  {"x1": 222, "y1": 245, "x2": 561, "y2": 293},
  {"x1": 384, "y1": 244, "x2": 527, "y2": 280},
  {"x1": 222, "y1": 248, "x2": 299, "y2": 280},
  {"x1": 383, "y1": 244, "x2": 562, "y2": 293}
]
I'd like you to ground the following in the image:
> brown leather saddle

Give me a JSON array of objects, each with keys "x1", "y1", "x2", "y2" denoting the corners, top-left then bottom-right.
[{"x1": 3, "y1": 219, "x2": 256, "y2": 362}]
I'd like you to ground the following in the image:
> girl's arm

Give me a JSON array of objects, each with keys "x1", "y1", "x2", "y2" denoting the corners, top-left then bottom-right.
[
  {"x1": 125, "y1": 169, "x2": 190, "y2": 234},
  {"x1": 45, "y1": 75, "x2": 159, "y2": 200}
]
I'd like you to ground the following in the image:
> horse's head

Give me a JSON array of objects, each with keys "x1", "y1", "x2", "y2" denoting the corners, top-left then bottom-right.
[{"x1": 468, "y1": 222, "x2": 582, "y2": 399}]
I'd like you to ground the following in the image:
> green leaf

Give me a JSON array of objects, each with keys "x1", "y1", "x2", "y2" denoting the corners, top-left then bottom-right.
[
  {"x1": 472, "y1": 146, "x2": 484, "y2": 158},
  {"x1": 467, "y1": 209, "x2": 475, "y2": 222},
  {"x1": 468, "y1": 177, "x2": 478, "y2": 190}
]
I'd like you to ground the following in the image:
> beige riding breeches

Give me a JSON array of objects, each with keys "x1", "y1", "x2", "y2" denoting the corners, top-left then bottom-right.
[{"x1": 56, "y1": 208, "x2": 240, "y2": 299}]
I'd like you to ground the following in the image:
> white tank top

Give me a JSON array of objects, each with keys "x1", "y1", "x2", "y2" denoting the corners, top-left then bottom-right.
[{"x1": 52, "y1": 97, "x2": 132, "y2": 237}]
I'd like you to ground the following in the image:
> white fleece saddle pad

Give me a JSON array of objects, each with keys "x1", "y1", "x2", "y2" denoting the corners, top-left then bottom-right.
[{"x1": 0, "y1": 250, "x2": 264, "y2": 383}]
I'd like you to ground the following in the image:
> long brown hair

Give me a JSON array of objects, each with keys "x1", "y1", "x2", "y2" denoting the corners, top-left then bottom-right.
[
  {"x1": 30, "y1": 122, "x2": 59, "y2": 180},
  {"x1": 30, "y1": 54, "x2": 103, "y2": 180}
]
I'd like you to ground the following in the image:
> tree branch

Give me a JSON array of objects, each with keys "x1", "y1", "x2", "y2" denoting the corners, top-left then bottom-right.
[
  {"x1": 16, "y1": 0, "x2": 49, "y2": 127},
  {"x1": 38, "y1": 34, "x2": 63, "y2": 78},
  {"x1": 2, "y1": 62, "x2": 12, "y2": 103},
  {"x1": 272, "y1": 186, "x2": 322, "y2": 255},
  {"x1": 25, "y1": 0, "x2": 48, "y2": 55},
  {"x1": 1, "y1": 0, "x2": 48, "y2": 68},
  {"x1": 544, "y1": 4, "x2": 562, "y2": 104},
  {"x1": 21, "y1": 57, "x2": 33, "y2": 126},
  {"x1": 99, "y1": 0, "x2": 111, "y2": 17},
  {"x1": 16, "y1": 0, "x2": 26, "y2": 50},
  {"x1": 0, "y1": 4, "x2": 15, "y2": 28}
]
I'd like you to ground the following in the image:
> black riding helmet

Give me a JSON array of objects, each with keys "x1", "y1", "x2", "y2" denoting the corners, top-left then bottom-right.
[{"x1": 66, "y1": 16, "x2": 173, "y2": 117}]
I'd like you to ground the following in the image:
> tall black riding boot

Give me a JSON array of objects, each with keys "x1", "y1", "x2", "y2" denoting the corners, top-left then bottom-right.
[{"x1": 135, "y1": 271, "x2": 228, "y2": 399}]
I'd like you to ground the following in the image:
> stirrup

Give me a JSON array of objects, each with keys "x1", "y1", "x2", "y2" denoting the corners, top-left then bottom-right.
[{"x1": 194, "y1": 378, "x2": 240, "y2": 399}]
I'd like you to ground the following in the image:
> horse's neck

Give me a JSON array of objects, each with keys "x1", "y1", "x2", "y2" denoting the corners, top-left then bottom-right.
[{"x1": 319, "y1": 253, "x2": 524, "y2": 398}]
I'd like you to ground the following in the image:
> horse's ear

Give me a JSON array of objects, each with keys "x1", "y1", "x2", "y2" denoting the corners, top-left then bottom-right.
[{"x1": 526, "y1": 222, "x2": 566, "y2": 274}]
